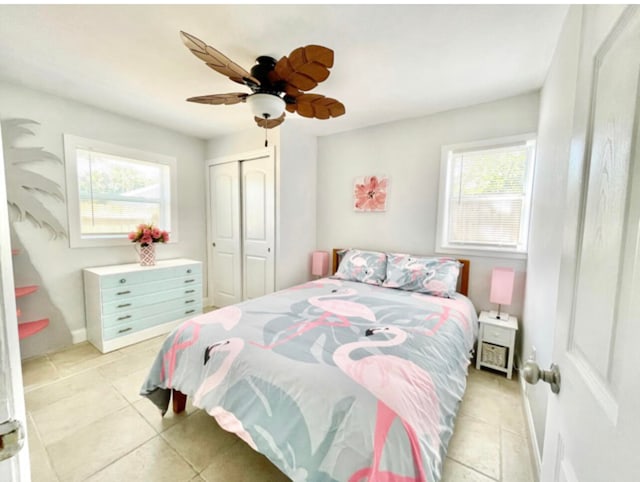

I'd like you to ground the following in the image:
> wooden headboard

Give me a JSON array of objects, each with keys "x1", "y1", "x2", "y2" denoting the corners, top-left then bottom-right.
[{"x1": 331, "y1": 248, "x2": 470, "y2": 297}]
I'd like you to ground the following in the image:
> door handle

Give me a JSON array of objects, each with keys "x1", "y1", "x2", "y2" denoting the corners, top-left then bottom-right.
[
  {"x1": 0, "y1": 419, "x2": 25, "y2": 461},
  {"x1": 522, "y1": 358, "x2": 561, "y2": 394}
]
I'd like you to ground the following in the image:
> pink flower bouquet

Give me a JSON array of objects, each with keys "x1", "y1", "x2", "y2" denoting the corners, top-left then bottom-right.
[{"x1": 128, "y1": 223, "x2": 170, "y2": 247}]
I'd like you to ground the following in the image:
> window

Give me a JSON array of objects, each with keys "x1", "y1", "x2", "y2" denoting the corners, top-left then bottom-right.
[
  {"x1": 64, "y1": 135, "x2": 177, "y2": 248},
  {"x1": 436, "y1": 134, "x2": 536, "y2": 257}
]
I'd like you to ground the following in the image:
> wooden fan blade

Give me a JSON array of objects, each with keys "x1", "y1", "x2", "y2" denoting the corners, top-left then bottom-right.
[
  {"x1": 285, "y1": 103, "x2": 297, "y2": 113},
  {"x1": 186, "y1": 93, "x2": 248, "y2": 105},
  {"x1": 287, "y1": 72, "x2": 317, "y2": 91},
  {"x1": 293, "y1": 94, "x2": 345, "y2": 120},
  {"x1": 254, "y1": 113, "x2": 285, "y2": 129},
  {"x1": 303, "y1": 45, "x2": 334, "y2": 68},
  {"x1": 180, "y1": 31, "x2": 260, "y2": 86},
  {"x1": 275, "y1": 44, "x2": 335, "y2": 92},
  {"x1": 297, "y1": 62, "x2": 330, "y2": 83}
]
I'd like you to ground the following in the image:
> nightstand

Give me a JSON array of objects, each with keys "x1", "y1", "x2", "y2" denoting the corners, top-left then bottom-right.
[{"x1": 475, "y1": 311, "x2": 518, "y2": 379}]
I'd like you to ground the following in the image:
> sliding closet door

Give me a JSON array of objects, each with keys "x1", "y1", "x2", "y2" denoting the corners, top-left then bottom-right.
[
  {"x1": 208, "y1": 162, "x2": 242, "y2": 307},
  {"x1": 241, "y1": 155, "x2": 275, "y2": 299}
]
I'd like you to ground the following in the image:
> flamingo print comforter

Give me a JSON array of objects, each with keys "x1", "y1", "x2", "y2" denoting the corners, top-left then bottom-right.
[{"x1": 141, "y1": 278, "x2": 477, "y2": 482}]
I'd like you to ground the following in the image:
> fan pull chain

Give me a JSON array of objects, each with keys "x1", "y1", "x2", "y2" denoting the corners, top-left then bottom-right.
[{"x1": 263, "y1": 114, "x2": 270, "y2": 147}]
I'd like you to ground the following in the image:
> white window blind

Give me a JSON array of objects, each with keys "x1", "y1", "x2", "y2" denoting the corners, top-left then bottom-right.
[
  {"x1": 437, "y1": 135, "x2": 535, "y2": 256},
  {"x1": 64, "y1": 135, "x2": 177, "y2": 248},
  {"x1": 77, "y1": 149, "x2": 169, "y2": 236}
]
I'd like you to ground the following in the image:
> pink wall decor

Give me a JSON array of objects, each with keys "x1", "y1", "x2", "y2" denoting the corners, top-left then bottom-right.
[
  {"x1": 311, "y1": 251, "x2": 330, "y2": 277},
  {"x1": 354, "y1": 175, "x2": 388, "y2": 212}
]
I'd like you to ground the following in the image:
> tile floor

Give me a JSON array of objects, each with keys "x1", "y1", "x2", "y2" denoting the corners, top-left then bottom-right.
[{"x1": 22, "y1": 336, "x2": 536, "y2": 482}]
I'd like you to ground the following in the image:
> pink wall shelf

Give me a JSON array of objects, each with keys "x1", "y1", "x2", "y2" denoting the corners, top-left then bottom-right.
[
  {"x1": 18, "y1": 319, "x2": 49, "y2": 340},
  {"x1": 15, "y1": 285, "x2": 39, "y2": 298}
]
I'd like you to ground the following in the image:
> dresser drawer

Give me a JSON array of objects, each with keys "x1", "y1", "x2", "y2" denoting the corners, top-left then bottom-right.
[
  {"x1": 482, "y1": 324, "x2": 513, "y2": 346},
  {"x1": 102, "y1": 284, "x2": 202, "y2": 315},
  {"x1": 103, "y1": 294, "x2": 202, "y2": 328},
  {"x1": 103, "y1": 303, "x2": 202, "y2": 341}
]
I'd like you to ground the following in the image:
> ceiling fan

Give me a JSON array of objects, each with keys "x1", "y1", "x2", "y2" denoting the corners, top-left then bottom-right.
[{"x1": 180, "y1": 31, "x2": 346, "y2": 130}]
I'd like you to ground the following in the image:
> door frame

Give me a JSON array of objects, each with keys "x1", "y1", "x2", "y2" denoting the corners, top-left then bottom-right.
[
  {"x1": 0, "y1": 121, "x2": 30, "y2": 480},
  {"x1": 205, "y1": 146, "x2": 276, "y2": 306}
]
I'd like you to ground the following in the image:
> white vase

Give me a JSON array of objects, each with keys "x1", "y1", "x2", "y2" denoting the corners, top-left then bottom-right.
[{"x1": 139, "y1": 244, "x2": 156, "y2": 266}]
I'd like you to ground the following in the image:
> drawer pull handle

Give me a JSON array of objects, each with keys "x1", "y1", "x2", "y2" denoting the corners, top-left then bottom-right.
[
  {"x1": 116, "y1": 290, "x2": 131, "y2": 295},
  {"x1": 185, "y1": 309, "x2": 195, "y2": 314},
  {"x1": 119, "y1": 278, "x2": 127, "y2": 284},
  {"x1": 117, "y1": 303, "x2": 131, "y2": 308},
  {"x1": 185, "y1": 289, "x2": 195, "y2": 294},
  {"x1": 187, "y1": 269, "x2": 192, "y2": 274},
  {"x1": 118, "y1": 327, "x2": 133, "y2": 334},
  {"x1": 185, "y1": 299, "x2": 195, "y2": 304},
  {"x1": 117, "y1": 315, "x2": 131, "y2": 321},
  {"x1": 184, "y1": 279, "x2": 195, "y2": 284}
]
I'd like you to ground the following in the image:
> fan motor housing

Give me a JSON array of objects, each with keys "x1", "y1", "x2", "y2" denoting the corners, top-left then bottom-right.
[{"x1": 249, "y1": 56, "x2": 284, "y2": 95}]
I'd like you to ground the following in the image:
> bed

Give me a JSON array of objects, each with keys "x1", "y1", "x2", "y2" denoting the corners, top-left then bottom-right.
[{"x1": 141, "y1": 249, "x2": 477, "y2": 482}]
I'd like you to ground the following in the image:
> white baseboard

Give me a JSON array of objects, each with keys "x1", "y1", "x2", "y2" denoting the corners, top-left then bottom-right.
[
  {"x1": 519, "y1": 364, "x2": 542, "y2": 481},
  {"x1": 71, "y1": 328, "x2": 87, "y2": 344}
]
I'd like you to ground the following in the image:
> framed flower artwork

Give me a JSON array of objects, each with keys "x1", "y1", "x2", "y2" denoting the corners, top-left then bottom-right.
[{"x1": 354, "y1": 175, "x2": 388, "y2": 212}]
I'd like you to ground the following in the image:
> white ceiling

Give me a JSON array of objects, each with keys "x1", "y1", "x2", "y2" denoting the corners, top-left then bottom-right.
[{"x1": 0, "y1": 4, "x2": 568, "y2": 140}]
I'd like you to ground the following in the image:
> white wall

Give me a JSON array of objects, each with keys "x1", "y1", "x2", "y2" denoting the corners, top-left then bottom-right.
[
  {"x1": 521, "y1": 6, "x2": 582, "y2": 460},
  {"x1": 316, "y1": 92, "x2": 540, "y2": 324},
  {"x1": 206, "y1": 124, "x2": 317, "y2": 291},
  {"x1": 278, "y1": 125, "x2": 317, "y2": 289},
  {"x1": 0, "y1": 80, "x2": 207, "y2": 359}
]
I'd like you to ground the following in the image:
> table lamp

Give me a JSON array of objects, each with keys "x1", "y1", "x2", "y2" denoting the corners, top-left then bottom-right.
[
  {"x1": 311, "y1": 251, "x2": 330, "y2": 278},
  {"x1": 489, "y1": 267, "x2": 514, "y2": 320}
]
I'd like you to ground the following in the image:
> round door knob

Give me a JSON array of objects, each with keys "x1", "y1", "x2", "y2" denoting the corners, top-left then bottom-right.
[{"x1": 523, "y1": 358, "x2": 561, "y2": 394}]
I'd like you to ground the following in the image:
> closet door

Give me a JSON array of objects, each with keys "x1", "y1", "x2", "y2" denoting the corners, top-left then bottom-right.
[
  {"x1": 209, "y1": 162, "x2": 242, "y2": 307},
  {"x1": 241, "y1": 155, "x2": 275, "y2": 299}
]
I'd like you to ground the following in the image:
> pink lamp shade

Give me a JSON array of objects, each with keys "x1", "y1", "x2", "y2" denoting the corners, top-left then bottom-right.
[
  {"x1": 490, "y1": 267, "x2": 515, "y2": 306},
  {"x1": 311, "y1": 251, "x2": 330, "y2": 277}
]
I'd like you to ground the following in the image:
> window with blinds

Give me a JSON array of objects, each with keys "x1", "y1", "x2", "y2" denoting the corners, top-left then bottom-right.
[
  {"x1": 64, "y1": 135, "x2": 177, "y2": 248},
  {"x1": 437, "y1": 135, "x2": 536, "y2": 256}
]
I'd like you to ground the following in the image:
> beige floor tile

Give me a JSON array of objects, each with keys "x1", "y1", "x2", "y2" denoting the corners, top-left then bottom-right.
[
  {"x1": 132, "y1": 397, "x2": 197, "y2": 433},
  {"x1": 447, "y1": 414, "x2": 501, "y2": 480},
  {"x1": 191, "y1": 476, "x2": 206, "y2": 482},
  {"x1": 499, "y1": 400, "x2": 528, "y2": 436},
  {"x1": 27, "y1": 413, "x2": 59, "y2": 482},
  {"x1": 162, "y1": 409, "x2": 241, "y2": 472},
  {"x1": 22, "y1": 356, "x2": 60, "y2": 390},
  {"x1": 96, "y1": 349, "x2": 158, "y2": 382},
  {"x1": 51, "y1": 344, "x2": 124, "y2": 377},
  {"x1": 118, "y1": 334, "x2": 168, "y2": 356},
  {"x1": 85, "y1": 435, "x2": 196, "y2": 482},
  {"x1": 501, "y1": 428, "x2": 535, "y2": 482},
  {"x1": 111, "y1": 367, "x2": 151, "y2": 403},
  {"x1": 441, "y1": 457, "x2": 497, "y2": 482},
  {"x1": 200, "y1": 439, "x2": 289, "y2": 482},
  {"x1": 25, "y1": 368, "x2": 110, "y2": 413},
  {"x1": 48, "y1": 343, "x2": 102, "y2": 369},
  {"x1": 47, "y1": 405, "x2": 155, "y2": 481},
  {"x1": 32, "y1": 383, "x2": 128, "y2": 445}
]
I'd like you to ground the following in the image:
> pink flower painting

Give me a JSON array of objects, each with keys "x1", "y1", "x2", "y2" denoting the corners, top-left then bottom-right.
[{"x1": 354, "y1": 175, "x2": 388, "y2": 212}]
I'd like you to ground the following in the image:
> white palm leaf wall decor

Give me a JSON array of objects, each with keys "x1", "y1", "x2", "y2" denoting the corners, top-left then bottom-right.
[{"x1": 1, "y1": 118, "x2": 67, "y2": 238}]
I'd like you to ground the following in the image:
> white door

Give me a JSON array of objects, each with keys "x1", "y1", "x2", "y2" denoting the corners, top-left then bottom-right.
[
  {"x1": 0, "y1": 123, "x2": 30, "y2": 480},
  {"x1": 208, "y1": 162, "x2": 242, "y2": 307},
  {"x1": 241, "y1": 155, "x2": 275, "y2": 300},
  {"x1": 540, "y1": 6, "x2": 640, "y2": 481}
]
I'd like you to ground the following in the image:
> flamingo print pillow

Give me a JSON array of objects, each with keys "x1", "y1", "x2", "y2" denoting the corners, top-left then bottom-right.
[
  {"x1": 382, "y1": 253, "x2": 461, "y2": 298},
  {"x1": 333, "y1": 249, "x2": 387, "y2": 286}
]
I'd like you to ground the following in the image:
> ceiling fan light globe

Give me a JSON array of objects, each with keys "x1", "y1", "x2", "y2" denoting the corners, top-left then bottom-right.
[{"x1": 248, "y1": 93, "x2": 285, "y2": 120}]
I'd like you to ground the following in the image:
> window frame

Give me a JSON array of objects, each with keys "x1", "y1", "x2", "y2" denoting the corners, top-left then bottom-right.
[
  {"x1": 64, "y1": 134, "x2": 178, "y2": 248},
  {"x1": 435, "y1": 133, "x2": 536, "y2": 259}
]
